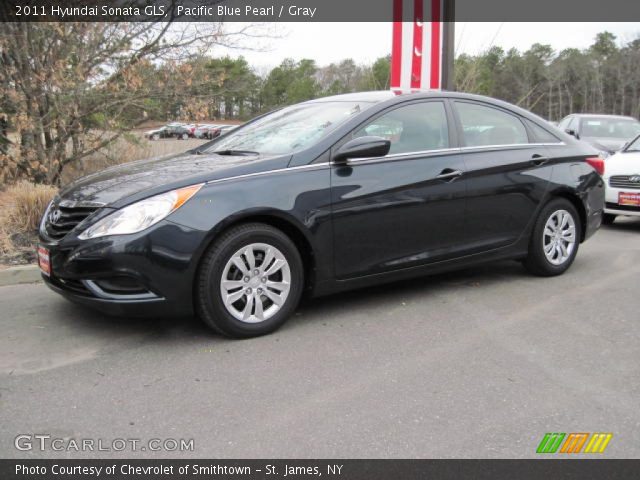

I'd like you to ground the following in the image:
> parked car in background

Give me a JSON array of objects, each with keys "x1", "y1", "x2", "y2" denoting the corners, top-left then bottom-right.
[
  {"x1": 602, "y1": 133, "x2": 640, "y2": 224},
  {"x1": 558, "y1": 114, "x2": 640, "y2": 157},
  {"x1": 194, "y1": 124, "x2": 224, "y2": 139},
  {"x1": 38, "y1": 91, "x2": 604, "y2": 338},
  {"x1": 218, "y1": 125, "x2": 238, "y2": 136},
  {"x1": 144, "y1": 124, "x2": 193, "y2": 140}
]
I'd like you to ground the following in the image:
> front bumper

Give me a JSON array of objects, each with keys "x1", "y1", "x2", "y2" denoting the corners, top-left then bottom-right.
[
  {"x1": 604, "y1": 183, "x2": 640, "y2": 216},
  {"x1": 39, "y1": 220, "x2": 208, "y2": 317}
]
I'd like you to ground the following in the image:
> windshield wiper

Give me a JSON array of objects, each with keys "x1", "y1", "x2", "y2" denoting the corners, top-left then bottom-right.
[{"x1": 210, "y1": 149, "x2": 259, "y2": 156}]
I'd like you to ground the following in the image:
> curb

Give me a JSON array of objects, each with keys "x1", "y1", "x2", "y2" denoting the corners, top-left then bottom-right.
[{"x1": 0, "y1": 264, "x2": 42, "y2": 287}]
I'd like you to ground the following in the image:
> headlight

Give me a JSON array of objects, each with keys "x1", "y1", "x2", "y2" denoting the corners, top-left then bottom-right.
[
  {"x1": 78, "y1": 184, "x2": 203, "y2": 240},
  {"x1": 598, "y1": 150, "x2": 611, "y2": 159}
]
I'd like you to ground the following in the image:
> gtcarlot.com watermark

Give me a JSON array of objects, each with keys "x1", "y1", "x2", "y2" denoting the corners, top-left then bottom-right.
[{"x1": 15, "y1": 434, "x2": 194, "y2": 453}]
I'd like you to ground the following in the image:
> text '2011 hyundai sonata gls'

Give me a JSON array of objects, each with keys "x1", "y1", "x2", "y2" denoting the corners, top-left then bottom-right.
[{"x1": 38, "y1": 91, "x2": 605, "y2": 338}]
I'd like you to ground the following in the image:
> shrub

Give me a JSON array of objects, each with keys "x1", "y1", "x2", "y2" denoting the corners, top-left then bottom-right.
[{"x1": 0, "y1": 181, "x2": 57, "y2": 258}]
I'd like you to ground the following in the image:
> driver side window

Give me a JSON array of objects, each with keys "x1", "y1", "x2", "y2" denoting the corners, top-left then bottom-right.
[{"x1": 353, "y1": 102, "x2": 450, "y2": 155}]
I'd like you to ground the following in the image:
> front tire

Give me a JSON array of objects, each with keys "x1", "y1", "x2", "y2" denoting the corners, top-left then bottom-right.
[
  {"x1": 524, "y1": 198, "x2": 581, "y2": 277},
  {"x1": 196, "y1": 223, "x2": 304, "y2": 338},
  {"x1": 181, "y1": 133, "x2": 189, "y2": 140}
]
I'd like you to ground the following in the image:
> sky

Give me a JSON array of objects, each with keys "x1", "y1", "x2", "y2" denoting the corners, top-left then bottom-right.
[{"x1": 217, "y1": 22, "x2": 640, "y2": 69}]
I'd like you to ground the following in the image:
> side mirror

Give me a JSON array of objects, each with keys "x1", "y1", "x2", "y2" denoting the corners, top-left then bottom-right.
[
  {"x1": 333, "y1": 136, "x2": 391, "y2": 163},
  {"x1": 565, "y1": 129, "x2": 579, "y2": 139}
]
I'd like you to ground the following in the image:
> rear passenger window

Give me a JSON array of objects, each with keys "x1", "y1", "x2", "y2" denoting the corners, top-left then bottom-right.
[
  {"x1": 354, "y1": 102, "x2": 449, "y2": 155},
  {"x1": 455, "y1": 102, "x2": 528, "y2": 147},
  {"x1": 526, "y1": 120, "x2": 561, "y2": 143}
]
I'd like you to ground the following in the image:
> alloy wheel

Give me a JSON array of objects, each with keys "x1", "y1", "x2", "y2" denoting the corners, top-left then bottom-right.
[
  {"x1": 219, "y1": 243, "x2": 291, "y2": 323},
  {"x1": 542, "y1": 209, "x2": 576, "y2": 265}
]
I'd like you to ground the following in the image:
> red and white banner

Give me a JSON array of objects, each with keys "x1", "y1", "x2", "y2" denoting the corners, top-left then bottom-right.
[{"x1": 391, "y1": 0, "x2": 445, "y2": 92}]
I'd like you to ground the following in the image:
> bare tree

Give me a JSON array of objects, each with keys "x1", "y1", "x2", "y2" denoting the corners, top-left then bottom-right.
[{"x1": 0, "y1": 19, "x2": 269, "y2": 185}]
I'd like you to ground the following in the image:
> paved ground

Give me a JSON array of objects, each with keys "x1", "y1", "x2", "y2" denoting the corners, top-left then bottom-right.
[{"x1": 1, "y1": 220, "x2": 639, "y2": 459}]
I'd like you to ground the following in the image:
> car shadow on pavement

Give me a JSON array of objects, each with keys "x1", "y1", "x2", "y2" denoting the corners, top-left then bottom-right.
[
  {"x1": 42, "y1": 259, "x2": 527, "y2": 344},
  {"x1": 603, "y1": 216, "x2": 640, "y2": 232},
  {"x1": 293, "y1": 259, "x2": 527, "y2": 327}
]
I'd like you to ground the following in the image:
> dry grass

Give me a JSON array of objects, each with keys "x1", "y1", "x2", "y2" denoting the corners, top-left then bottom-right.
[{"x1": 0, "y1": 181, "x2": 57, "y2": 265}]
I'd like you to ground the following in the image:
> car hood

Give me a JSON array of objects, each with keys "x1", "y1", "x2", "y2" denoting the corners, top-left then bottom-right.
[
  {"x1": 582, "y1": 137, "x2": 627, "y2": 153},
  {"x1": 57, "y1": 151, "x2": 290, "y2": 208},
  {"x1": 604, "y1": 151, "x2": 640, "y2": 177}
]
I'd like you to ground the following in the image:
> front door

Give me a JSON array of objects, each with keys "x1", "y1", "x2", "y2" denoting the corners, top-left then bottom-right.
[{"x1": 331, "y1": 100, "x2": 467, "y2": 279}]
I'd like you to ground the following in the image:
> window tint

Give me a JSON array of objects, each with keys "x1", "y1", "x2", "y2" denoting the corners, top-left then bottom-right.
[
  {"x1": 525, "y1": 119, "x2": 560, "y2": 143},
  {"x1": 455, "y1": 102, "x2": 528, "y2": 147},
  {"x1": 354, "y1": 102, "x2": 449, "y2": 154}
]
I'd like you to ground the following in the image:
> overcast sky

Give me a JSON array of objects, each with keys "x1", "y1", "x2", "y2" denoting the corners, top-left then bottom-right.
[{"x1": 217, "y1": 22, "x2": 640, "y2": 70}]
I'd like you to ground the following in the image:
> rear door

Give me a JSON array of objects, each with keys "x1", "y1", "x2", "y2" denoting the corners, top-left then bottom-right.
[
  {"x1": 452, "y1": 100, "x2": 555, "y2": 253},
  {"x1": 331, "y1": 100, "x2": 468, "y2": 279}
]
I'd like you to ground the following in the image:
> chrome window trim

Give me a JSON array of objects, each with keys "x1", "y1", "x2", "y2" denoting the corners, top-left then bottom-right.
[
  {"x1": 459, "y1": 142, "x2": 566, "y2": 152},
  {"x1": 329, "y1": 142, "x2": 566, "y2": 166}
]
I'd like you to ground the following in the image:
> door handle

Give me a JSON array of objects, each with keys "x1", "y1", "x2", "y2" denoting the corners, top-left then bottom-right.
[
  {"x1": 531, "y1": 154, "x2": 549, "y2": 166},
  {"x1": 436, "y1": 169, "x2": 463, "y2": 181}
]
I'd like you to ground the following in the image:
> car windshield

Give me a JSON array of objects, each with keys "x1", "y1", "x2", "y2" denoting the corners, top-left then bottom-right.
[
  {"x1": 203, "y1": 101, "x2": 371, "y2": 155},
  {"x1": 581, "y1": 117, "x2": 640, "y2": 139}
]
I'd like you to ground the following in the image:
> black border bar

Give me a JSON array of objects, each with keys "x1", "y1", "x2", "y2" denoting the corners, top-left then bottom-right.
[
  {"x1": 2, "y1": 459, "x2": 640, "y2": 480},
  {"x1": 2, "y1": 0, "x2": 640, "y2": 22}
]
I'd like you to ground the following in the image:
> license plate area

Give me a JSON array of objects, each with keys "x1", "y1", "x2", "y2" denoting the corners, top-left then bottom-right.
[
  {"x1": 37, "y1": 246, "x2": 51, "y2": 276},
  {"x1": 618, "y1": 192, "x2": 640, "y2": 206}
]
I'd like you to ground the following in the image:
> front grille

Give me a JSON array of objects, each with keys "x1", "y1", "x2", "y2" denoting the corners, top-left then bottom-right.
[
  {"x1": 609, "y1": 175, "x2": 640, "y2": 189},
  {"x1": 45, "y1": 204, "x2": 98, "y2": 240}
]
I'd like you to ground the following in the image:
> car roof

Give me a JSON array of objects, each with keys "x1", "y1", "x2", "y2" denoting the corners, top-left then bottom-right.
[
  {"x1": 303, "y1": 90, "x2": 553, "y2": 125},
  {"x1": 569, "y1": 114, "x2": 637, "y2": 121}
]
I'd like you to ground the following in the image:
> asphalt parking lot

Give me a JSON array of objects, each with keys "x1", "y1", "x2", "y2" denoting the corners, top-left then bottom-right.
[{"x1": 1, "y1": 219, "x2": 639, "y2": 459}]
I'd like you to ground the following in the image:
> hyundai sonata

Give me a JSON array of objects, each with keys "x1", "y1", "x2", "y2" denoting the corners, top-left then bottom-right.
[{"x1": 39, "y1": 91, "x2": 605, "y2": 337}]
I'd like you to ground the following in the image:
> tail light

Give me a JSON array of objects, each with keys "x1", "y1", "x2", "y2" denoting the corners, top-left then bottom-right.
[{"x1": 586, "y1": 157, "x2": 605, "y2": 176}]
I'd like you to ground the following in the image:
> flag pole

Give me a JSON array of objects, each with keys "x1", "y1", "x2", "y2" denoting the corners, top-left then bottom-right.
[{"x1": 441, "y1": 0, "x2": 455, "y2": 91}]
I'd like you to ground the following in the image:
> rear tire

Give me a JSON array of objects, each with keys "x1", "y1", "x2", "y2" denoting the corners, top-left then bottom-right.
[
  {"x1": 152, "y1": 133, "x2": 160, "y2": 141},
  {"x1": 181, "y1": 133, "x2": 189, "y2": 140},
  {"x1": 602, "y1": 213, "x2": 616, "y2": 225},
  {"x1": 524, "y1": 198, "x2": 581, "y2": 277},
  {"x1": 196, "y1": 223, "x2": 304, "y2": 338}
]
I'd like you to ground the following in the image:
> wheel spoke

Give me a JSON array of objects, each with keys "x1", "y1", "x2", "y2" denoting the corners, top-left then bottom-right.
[
  {"x1": 266, "y1": 280, "x2": 289, "y2": 292},
  {"x1": 244, "y1": 248, "x2": 256, "y2": 270},
  {"x1": 261, "y1": 247, "x2": 275, "y2": 273},
  {"x1": 559, "y1": 241, "x2": 569, "y2": 257},
  {"x1": 264, "y1": 289, "x2": 284, "y2": 306},
  {"x1": 242, "y1": 294, "x2": 254, "y2": 321},
  {"x1": 544, "y1": 226, "x2": 555, "y2": 237},
  {"x1": 222, "y1": 280, "x2": 244, "y2": 291},
  {"x1": 555, "y1": 244, "x2": 562, "y2": 260},
  {"x1": 544, "y1": 242, "x2": 555, "y2": 254},
  {"x1": 226, "y1": 289, "x2": 246, "y2": 304},
  {"x1": 231, "y1": 255, "x2": 249, "y2": 275},
  {"x1": 265, "y1": 258, "x2": 285, "y2": 276},
  {"x1": 562, "y1": 227, "x2": 576, "y2": 242},
  {"x1": 253, "y1": 295, "x2": 264, "y2": 320}
]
